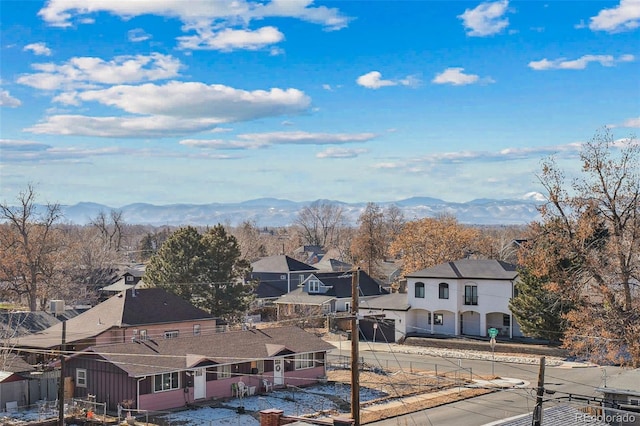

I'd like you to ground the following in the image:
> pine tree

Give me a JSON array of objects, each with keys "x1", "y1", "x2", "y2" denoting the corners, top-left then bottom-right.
[
  {"x1": 509, "y1": 268, "x2": 572, "y2": 342},
  {"x1": 145, "y1": 225, "x2": 254, "y2": 323}
]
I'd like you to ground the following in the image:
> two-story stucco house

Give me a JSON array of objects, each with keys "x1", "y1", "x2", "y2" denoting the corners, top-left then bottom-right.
[{"x1": 405, "y1": 259, "x2": 523, "y2": 338}]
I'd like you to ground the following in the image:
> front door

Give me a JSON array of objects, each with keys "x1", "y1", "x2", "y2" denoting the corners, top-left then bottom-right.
[
  {"x1": 273, "y1": 358, "x2": 284, "y2": 386},
  {"x1": 193, "y1": 369, "x2": 206, "y2": 400}
]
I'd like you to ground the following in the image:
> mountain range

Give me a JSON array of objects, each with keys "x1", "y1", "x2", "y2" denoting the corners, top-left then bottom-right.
[{"x1": 53, "y1": 194, "x2": 546, "y2": 227}]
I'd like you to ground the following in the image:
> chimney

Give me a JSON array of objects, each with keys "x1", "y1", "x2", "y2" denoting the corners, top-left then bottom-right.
[{"x1": 260, "y1": 409, "x2": 284, "y2": 426}]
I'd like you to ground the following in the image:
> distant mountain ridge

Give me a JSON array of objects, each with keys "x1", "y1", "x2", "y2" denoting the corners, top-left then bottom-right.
[{"x1": 50, "y1": 196, "x2": 544, "y2": 227}]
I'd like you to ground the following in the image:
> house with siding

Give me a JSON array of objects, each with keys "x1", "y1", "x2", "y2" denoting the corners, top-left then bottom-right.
[
  {"x1": 16, "y1": 288, "x2": 222, "y2": 360},
  {"x1": 63, "y1": 326, "x2": 333, "y2": 412},
  {"x1": 405, "y1": 259, "x2": 523, "y2": 338},
  {"x1": 251, "y1": 255, "x2": 318, "y2": 305},
  {"x1": 274, "y1": 271, "x2": 388, "y2": 320}
]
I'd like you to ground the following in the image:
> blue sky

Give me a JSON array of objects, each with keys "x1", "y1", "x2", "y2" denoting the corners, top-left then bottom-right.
[{"x1": 1, "y1": 0, "x2": 639, "y2": 207}]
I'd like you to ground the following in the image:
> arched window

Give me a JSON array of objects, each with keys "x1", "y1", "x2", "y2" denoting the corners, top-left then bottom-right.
[
  {"x1": 415, "y1": 282, "x2": 425, "y2": 298},
  {"x1": 438, "y1": 283, "x2": 449, "y2": 299}
]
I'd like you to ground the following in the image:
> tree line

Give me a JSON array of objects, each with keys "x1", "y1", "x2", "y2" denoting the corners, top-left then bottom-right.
[{"x1": 1, "y1": 129, "x2": 638, "y2": 366}]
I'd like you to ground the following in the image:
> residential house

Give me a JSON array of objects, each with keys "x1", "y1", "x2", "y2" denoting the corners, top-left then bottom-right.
[
  {"x1": 251, "y1": 255, "x2": 318, "y2": 305},
  {"x1": 16, "y1": 288, "x2": 223, "y2": 360},
  {"x1": 360, "y1": 293, "x2": 411, "y2": 343},
  {"x1": 405, "y1": 259, "x2": 523, "y2": 338},
  {"x1": 100, "y1": 265, "x2": 147, "y2": 298},
  {"x1": 314, "y1": 257, "x2": 352, "y2": 273},
  {"x1": 275, "y1": 271, "x2": 388, "y2": 320},
  {"x1": 596, "y1": 368, "x2": 640, "y2": 426},
  {"x1": 63, "y1": 326, "x2": 334, "y2": 412}
]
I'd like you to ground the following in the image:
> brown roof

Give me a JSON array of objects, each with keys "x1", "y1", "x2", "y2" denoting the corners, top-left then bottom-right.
[
  {"x1": 17, "y1": 288, "x2": 215, "y2": 349},
  {"x1": 75, "y1": 326, "x2": 334, "y2": 377}
]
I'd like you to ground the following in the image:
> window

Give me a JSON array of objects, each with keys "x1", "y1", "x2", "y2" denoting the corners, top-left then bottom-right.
[
  {"x1": 345, "y1": 302, "x2": 351, "y2": 312},
  {"x1": 76, "y1": 369, "x2": 87, "y2": 388},
  {"x1": 434, "y1": 313, "x2": 443, "y2": 325},
  {"x1": 251, "y1": 360, "x2": 265, "y2": 374},
  {"x1": 193, "y1": 324, "x2": 201, "y2": 336},
  {"x1": 295, "y1": 353, "x2": 314, "y2": 369},
  {"x1": 464, "y1": 285, "x2": 478, "y2": 305},
  {"x1": 309, "y1": 279, "x2": 320, "y2": 293},
  {"x1": 164, "y1": 330, "x2": 179, "y2": 339},
  {"x1": 280, "y1": 275, "x2": 286, "y2": 280},
  {"x1": 140, "y1": 329, "x2": 148, "y2": 340},
  {"x1": 438, "y1": 283, "x2": 449, "y2": 299},
  {"x1": 154, "y1": 372, "x2": 179, "y2": 392},
  {"x1": 126, "y1": 275, "x2": 134, "y2": 282},
  {"x1": 217, "y1": 365, "x2": 231, "y2": 379},
  {"x1": 415, "y1": 282, "x2": 425, "y2": 298},
  {"x1": 427, "y1": 312, "x2": 432, "y2": 325},
  {"x1": 132, "y1": 329, "x2": 138, "y2": 340},
  {"x1": 503, "y1": 315, "x2": 511, "y2": 327}
]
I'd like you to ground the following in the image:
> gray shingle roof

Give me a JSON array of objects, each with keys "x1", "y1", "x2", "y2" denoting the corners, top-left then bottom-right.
[
  {"x1": 406, "y1": 259, "x2": 518, "y2": 280},
  {"x1": 251, "y1": 255, "x2": 317, "y2": 273},
  {"x1": 361, "y1": 293, "x2": 410, "y2": 311},
  {"x1": 76, "y1": 326, "x2": 334, "y2": 377}
]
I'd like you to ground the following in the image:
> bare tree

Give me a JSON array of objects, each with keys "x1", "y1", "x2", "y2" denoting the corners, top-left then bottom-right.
[
  {"x1": 351, "y1": 203, "x2": 386, "y2": 276},
  {"x1": 294, "y1": 200, "x2": 345, "y2": 248},
  {"x1": 0, "y1": 184, "x2": 63, "y2": 311},
  {"x1": 91, "y1": 209, "x2": 125, "y2": 251}
]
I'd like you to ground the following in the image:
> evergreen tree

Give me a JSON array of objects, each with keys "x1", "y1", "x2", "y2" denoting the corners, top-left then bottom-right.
[
  {"x1": 509, "y1": 268, "x2": 572, "y2": 342},
  {"x1": 145, "y1": 225, "x2": 254, "y2": 323}
]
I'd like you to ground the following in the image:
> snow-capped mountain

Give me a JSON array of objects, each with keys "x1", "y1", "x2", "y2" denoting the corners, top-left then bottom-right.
[{"x1": 54, "y1": 196, "x2": 543, "y2": 227}]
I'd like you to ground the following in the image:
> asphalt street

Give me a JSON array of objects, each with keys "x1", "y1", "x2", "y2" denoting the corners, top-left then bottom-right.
[{"x1": 327, "y1": 343, "x2": 624, "y2": 426}]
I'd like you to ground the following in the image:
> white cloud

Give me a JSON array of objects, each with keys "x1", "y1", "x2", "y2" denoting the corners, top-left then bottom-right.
[
  {"x1": 177, "y1": 26, "x2": 284, "y2": 51},
  {"x1": 432, "y1": 68, "x2": 493, "y2": 85},
  {"x1": 179, "y1": 139, "x2": 252, "y2": 150},
  {"x1": 237, "y1": 131, "x2": 376, "y2": 145},
  {"x1": 371, "y1": 142, "x2": 593, "y2": 170},
  {"x1": 23, "y1": 42, "x2": 52, "y2": 56},
  {"x1": 528, "y1": 54, "x2": 634, "y2": 70},
  {"x1": 0, "y1": 90, "x2": 22, "y2": 107},
  {"x1": 18, "y1": 53, "x2": 182, "y2": 90},
  {"x1": 38, "y1": 0, "x2": 351, "y2": 51},
  {"x1": 458, "y1": 0, "x2": 510, "y2": 37},
  {"x1": 180, "y1": 131, "x2": 377, "y2": 150},
  {"x1": 356, "y1": 71, "x2": 421, "y2": 89},
  {"x1": 316, "y1": 147, "x2": 368, "y2": 159},
  {"x1": 0, "y1": 139, "x2": 50, "y2": 151},
  {"x1": 128, "y1": 28, "x2": 152, "y2": 42},
  {"x1": 589, "y1": 0, "x2": 640, "y2": 32},
  {"x1": 25, "y1": 115, "x2": 222, "y2": 138},
  {"x1": 67, "y1": 81, "x2": 310, "y2": 120},
  {"x1": 27, "y1": 82, "x2": 311, "y2": 138},
  {"x1": 621, "y1": 117, "x2": 640, "y2": 128}
]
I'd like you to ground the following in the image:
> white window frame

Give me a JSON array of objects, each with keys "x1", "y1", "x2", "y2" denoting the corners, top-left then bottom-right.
[
  {"x1": 164, "y1": 330, "x2": 179, "y2": 339},
  {"x1": 153, "y1": 372, "x2": 180, "y2": 392},
  {"x1": 434, "y1": 313, "x2": 444, "y2": 325},
  {"x1": 76, "y1": 368, "x2": 87, "y2": 388},
  {"x1": 140, "y1": 329, "x2": 148, "y2": 340},
  {"x1": 217, "y1": 365, "x2": 231, "y2": 379},
  {"x1": 295, "y1": 353, "x2": 314, "y2": 370},
  {"x1": 309, "y1": 279, "x2": 320, "y2": 293},
  {"x1": 193, "y1": 324, "x2": 201, "y2": 336}
]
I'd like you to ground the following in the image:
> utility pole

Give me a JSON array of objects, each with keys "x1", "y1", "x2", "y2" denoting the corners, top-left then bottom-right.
[
  {"x1": 533, "y1": 356, "x2": 545, "y2": 426},
  {"x1": 350, "y1": 268, "x2": 360, "y2": 426},
  {"x1": 58, "y1": 320, "x2": 66, "y2": 426}
]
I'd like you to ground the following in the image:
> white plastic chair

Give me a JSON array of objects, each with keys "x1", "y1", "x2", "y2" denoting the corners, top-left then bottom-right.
[
  {"x1": 237, "y1": 380, "x2": 248, "y2": 397},
  {"x1": 262, "y1": 379, "x2": 273, "y2": 392}
]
